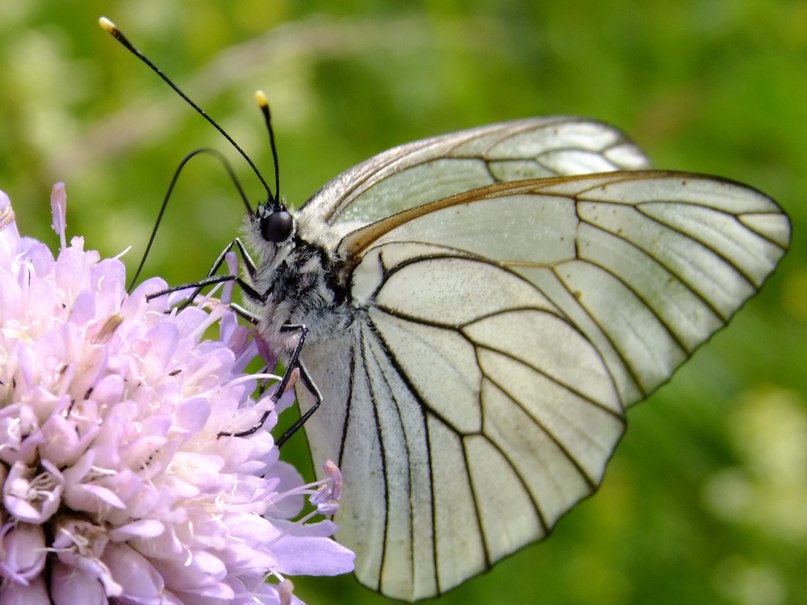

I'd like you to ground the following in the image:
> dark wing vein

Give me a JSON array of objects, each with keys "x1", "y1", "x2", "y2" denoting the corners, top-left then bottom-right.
[
  {"x1": 575, "y1": 212, "x2": 728, "y2": 323},
  {"x1": 363, "y1": 316, "x2": 461, "y2": 594},
  {"x1": 364, "y1": 330, "x2": 409, "y2": 593}
]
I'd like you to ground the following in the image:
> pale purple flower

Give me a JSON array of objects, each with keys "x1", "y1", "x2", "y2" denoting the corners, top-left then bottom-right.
[{"x1": 0, "y1": 184, "x2": 354, "y2": 604}]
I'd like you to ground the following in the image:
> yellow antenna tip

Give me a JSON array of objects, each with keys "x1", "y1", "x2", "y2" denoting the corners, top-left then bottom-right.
[
  {"x1": 255, "y1": 90, "x2": 269, "y2": 108},
  {"x1": 99, "y1": 17, "x2": 116, "y2": 32}
]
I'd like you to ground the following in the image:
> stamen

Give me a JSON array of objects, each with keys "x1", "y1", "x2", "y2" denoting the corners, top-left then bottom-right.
[{"x1": 278, "y1": 578, "x2": 295, "y2": 605}]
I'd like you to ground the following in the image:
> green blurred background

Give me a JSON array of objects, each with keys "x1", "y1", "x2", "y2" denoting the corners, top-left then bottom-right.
[{"x1": 1, "y1": 1, "x2": 805, "y2": 604}]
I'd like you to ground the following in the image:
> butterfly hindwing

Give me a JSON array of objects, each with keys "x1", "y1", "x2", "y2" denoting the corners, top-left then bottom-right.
[{"x1": 299, "y1": 240, "x2": 625, "y2": 599}]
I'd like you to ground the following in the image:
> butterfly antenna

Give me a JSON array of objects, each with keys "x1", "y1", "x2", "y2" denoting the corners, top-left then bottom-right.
[
  {"x1": 255, "y1": 91, "x2": 281, "y2": 205},
  {"x1": 127, "y1": 148, "x2": 252, "y2": 292},
  {"x1": 99, "y1": 17, "x2": 275, "y2": 204}
]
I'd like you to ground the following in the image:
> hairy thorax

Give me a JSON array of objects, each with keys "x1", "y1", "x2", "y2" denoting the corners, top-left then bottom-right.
[{"x1": 246, "y1": 236, "x2": 353, "y2": 358}]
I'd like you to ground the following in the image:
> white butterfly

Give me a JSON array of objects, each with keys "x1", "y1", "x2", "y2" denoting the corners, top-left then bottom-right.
[
  {"x1": 99, "y1": 17, "x2": 789, "y2": 602},
  {"x1": 236, "y1": 117, "x2": 790, "y2": 600}
]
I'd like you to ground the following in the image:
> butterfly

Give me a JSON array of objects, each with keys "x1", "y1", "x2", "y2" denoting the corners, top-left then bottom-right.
[
  {"x1": 238, "y1": 117, "x2": 790, "y2": 600},
  {"x1": 100, "y1": 18, "x2": 790, "y2": 601}
]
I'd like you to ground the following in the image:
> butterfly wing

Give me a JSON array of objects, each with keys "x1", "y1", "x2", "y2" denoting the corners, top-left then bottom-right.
[
  {"x1": 299, "y1": 241, "x2": 627, "y2": 600},
  {"x1": 339, "y1": 171, "x2": 790, "y2": 405},
  {"x1": 297, "y1": 117, "x2": 650, "y2": 230},
  {"x1": 296, "y1": 170, "x2": 789, "y2": 600}
]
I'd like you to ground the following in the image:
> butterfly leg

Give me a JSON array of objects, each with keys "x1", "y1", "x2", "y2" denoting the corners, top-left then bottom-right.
[
  {"x1": 275, "y1": 362, "x2": 322, "y2": 447},
  {"x1": 271, "y1": 323, "x2": 322, "y2": 446},
  {"x1": 228, "y1": 302, "x2": 261, "y2": 324},
  {"x1": 217, "y1": 323, "x2": 323, "y2": 447},
  {"x1": 206, "y1": 237, "x2": 258, "y2": 279},
  {"x1": 178, "y1": 238, "x2": 258, "y2": 308},
  {"x1": 145, "y1": 238, "x2": 264, "y2": 303}
]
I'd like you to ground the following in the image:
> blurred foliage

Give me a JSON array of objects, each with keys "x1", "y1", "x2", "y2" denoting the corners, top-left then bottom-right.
[{"x1": 1, "y1": 1, "x2": 806, "y2": 604}]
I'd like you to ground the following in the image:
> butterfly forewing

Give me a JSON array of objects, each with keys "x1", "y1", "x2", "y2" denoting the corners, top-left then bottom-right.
[
  {"x1": 299, "y1": 117, "x2": 650, "y2": 230},
  {"x1": 294, "y1": 164, "x2": 788, "y2": 600},
  {"x1": 338, "y1": 172, "x2": 787, "y2": 404}
]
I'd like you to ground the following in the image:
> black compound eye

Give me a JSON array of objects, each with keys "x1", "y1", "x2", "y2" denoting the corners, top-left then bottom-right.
[{"x1": 260, "y1": 210, "x2": 293, "y2": 243}]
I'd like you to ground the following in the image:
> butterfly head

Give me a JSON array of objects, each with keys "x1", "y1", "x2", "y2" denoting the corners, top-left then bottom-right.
[
  {"x1": 256, "y1": 201, "x2": 294, "y2": 244},
  {"x1": 247, "y1": 200, "x2": 298, "y2": 267}
]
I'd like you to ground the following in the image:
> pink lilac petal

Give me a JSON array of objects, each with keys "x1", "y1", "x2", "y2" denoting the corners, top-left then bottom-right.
[
  {"x1": 102, "y1": 542, "x2": 164, "y2": 599},
  {"x1": 0, "y1": 575, "x2": 49, "y2": 605},
  {"x1": 265, "y1": 462, "x2": 307, "y2": 519},
  {"x1": 174, "y1": 396, "x2": 212, "y2": 434},
  {"x1": 0, "y1": 523, "x2": 46, "y2": 582},
  {"x1": 51, "y1": 561, "x2": 107, "y2": 605},
  {"x1": 39, "y1": 396, "x2": 101, "y2": 458},
  {"x1": 270, "y1": 535, "x2": 356, "y2": 577},
  {"x1": 157, "y1": 550, "x2": 230, "y2": 595},
  {"x1": 49, "y1": 182, "x2": 67, "y2": 251},
  {"x1": 109, "y1": 519, "x2": 165, "y2": 541}
]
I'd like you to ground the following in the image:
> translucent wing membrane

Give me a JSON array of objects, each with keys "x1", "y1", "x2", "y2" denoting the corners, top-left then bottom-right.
[
  {"x1": 298, "y1": 117, "x2": 650, "y2": 229},
  {"x1": 296, "y1": 170, "x2": 789, "y2": 600},
  {"x1": 299, "y1": 246, "x2": 625, "y2": 599},
  {"x1": 342, "y1": 172, "x2": 789, "y2": 404}
]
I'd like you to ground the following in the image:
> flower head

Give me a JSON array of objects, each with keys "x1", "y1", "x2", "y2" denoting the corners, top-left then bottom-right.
[{"x1": 0, "y1": 184, "x2": 354, "y2": 604}]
